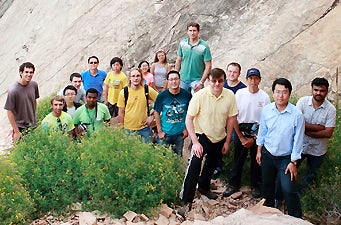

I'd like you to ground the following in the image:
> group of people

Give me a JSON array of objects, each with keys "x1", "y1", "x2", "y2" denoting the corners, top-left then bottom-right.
[{"x1": 4, "y1": 22, "x2": 336, "y2": 220}]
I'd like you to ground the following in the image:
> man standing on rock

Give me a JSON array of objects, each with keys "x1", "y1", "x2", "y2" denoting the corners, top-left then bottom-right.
[
  {"x1": 296, "y1": 77, "x2": 336, "y2": 193},
  {"x1": 213, "y1": 62, "x2": 246, "y2": 178},
  {"x1": 223, "y1": 68, "x2": 270, "y2": 198},
  {"x1": 178, "y1": 68, "x2": 237, "y2": 218},
  {"x1": 4, "y1": 62, "x2": 40, "y2": 141},
  {"x1": 175, "y1": 22, "x2": 212, "y2": 93},
  {"x1": 81, "y1": 56, "x2": 107, "y2": 101},
  {"x1": 256, "y1": 78, "x2": 304, "y2": 218}
]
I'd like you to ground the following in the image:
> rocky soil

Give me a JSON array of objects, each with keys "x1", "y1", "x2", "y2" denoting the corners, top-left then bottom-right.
[
  {"x1": 31, "y1": 179, "x2": 270, "y2": 225},
  {"x1": 30, "y1": 178, "x2": 314, "y2": 225}
]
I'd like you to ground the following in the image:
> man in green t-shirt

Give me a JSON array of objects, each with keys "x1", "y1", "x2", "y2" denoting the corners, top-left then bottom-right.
[
  {"x1": 74, "y1": 88, "x2": 111, "y2": 137},
  {"x1": 175, "y1": 22, "x2": 212, "y2": 93}
]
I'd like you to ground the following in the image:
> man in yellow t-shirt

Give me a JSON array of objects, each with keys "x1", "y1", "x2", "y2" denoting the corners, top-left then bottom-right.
[
  {"x1": 103, "y1": 57, "x2": 128, "y2": 117},
  {"x1": 117, "y1": 68, "x2": 158, "y2": 143},
  {"x1": 178, "y1": 68, "x2": 238, "y2": 218},
  {"x1": 41, "y1": 95, "x2": 75, "y2": 139}
]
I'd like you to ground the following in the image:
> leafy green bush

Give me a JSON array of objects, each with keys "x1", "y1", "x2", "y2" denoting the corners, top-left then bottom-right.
[
  {"x1": 36, "y1": 93, "x2": 56, "y2": 123},
  {"x1": 79, "y1": 128, "x2": 183, "y2": 217},
  {"x1": 10, "y1": 129, "x2": 81, "y2": 216},
  {"x1": 0, "y1": 157, "x2": 34, "y2": 224},
  {"x1": 9, "y1": 125, "x2": 184, "y2": 220}
]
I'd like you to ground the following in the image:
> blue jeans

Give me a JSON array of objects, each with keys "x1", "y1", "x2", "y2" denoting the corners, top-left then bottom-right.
[
  {"x1": 157, "y1": 133, "x2": 184, "y2": 156},
  {"x1": 261, "y1": 147, "x2": 302, "y2": 218},
  {"x1": 180, "y1": 80, "x2": 200, "y2": 93},
  {"x1": 182, "y1": 134, "x2": 225, "y2": 203},
  {"x1": 128, "y1": 127, "x2": 152, "y2": 143}
]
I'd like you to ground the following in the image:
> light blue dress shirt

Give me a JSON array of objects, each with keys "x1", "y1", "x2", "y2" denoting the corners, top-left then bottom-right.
[{"x1": 256, "y1": 102, "x2": 304, "y2": 161}]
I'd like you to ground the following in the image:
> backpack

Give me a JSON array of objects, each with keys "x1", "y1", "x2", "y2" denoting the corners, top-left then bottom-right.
[{"x1": 124, "y1": 84, "x2": 150, "y2": 116}]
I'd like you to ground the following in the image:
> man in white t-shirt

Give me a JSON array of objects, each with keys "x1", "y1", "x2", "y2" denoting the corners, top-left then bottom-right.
[{"x1": 223, "y1": 68, "x2": 270, "y2": 198}]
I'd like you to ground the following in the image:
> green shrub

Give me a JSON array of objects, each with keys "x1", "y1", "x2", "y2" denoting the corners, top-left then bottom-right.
[
  {"x1": 79, "y1": 128, "x2": 183, "y2": 217},
  {"x1": 11, "y1": 129, "x2": 82, "y2": 216},
  {"x1": 0, "y1": 157, "x2": 34, "y2": 224},
  {"x1": 36, "y1": 93, "x2": 56, "y2": 124}
]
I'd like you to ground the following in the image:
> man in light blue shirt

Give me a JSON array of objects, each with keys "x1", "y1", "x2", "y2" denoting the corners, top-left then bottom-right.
[{"x1": 256, "y1": 78, "x2": 304, "y2": 218}]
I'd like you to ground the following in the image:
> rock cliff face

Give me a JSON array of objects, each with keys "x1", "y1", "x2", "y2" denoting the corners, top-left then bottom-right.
[{"x1": 0, "y1": 0, "x2": 340, "y2": 146}]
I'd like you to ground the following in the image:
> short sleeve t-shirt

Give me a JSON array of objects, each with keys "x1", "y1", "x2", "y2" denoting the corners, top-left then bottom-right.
[
  {"x1": 154, "y1": 89, "x2": 191, "y2": 135},
  {"x1": 104, "y1": 71, "x2": 127, "y2": 105},
  {"x1": 73, "y1": 103, "x2": 111, "y2": 135},
  {"x1": 117, "y1": 85, "x2": 158, "y2": 130},
  {"x1": 41, "y1": 111, "x2": 74, "y2": 133},
  {"x1": 4, "y1": 81, "x2": 40, "y2": 129}
]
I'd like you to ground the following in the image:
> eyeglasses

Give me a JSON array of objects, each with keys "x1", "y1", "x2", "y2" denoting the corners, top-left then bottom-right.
[
  {"x1": 89, "y1": 62, "x2": 98, "y2": 64},
  {"x1": 210, "y1": 79, "x2": 224, "y2": 84},
  {"x1": 65, "y1": 93, "x2": 76, "y2": 97},
  {"x1": 168, "y1": 78, "x2": 179, "y2": 82},
  {"x1": 274, "y1": 90, "x2": 290, "y2": 96}
]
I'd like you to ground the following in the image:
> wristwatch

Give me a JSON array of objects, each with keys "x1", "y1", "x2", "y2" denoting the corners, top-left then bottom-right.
[{"x1": 290, "y1": 160, "x2": 297, "y2": 166}]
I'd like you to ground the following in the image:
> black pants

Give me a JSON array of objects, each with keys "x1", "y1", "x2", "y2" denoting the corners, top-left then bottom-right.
[
  {"x1": 108, "y1": 103, "x2": 118, "y2": 117},
  {"x1": 182, "y1": 134, "x2": 225, "y2": 203},
  {"x1": 228, "y1": 132, "x2": 261, "y2": 189}
]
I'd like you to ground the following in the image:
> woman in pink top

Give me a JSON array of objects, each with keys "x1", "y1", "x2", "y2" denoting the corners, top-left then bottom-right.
[{"x1": 138, "y1": 60, "x2": 158, "y2": 91}]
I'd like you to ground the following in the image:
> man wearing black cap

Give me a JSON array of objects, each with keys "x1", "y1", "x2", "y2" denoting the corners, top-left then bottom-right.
[{"x1": 223, "y1": 68, "x2": 270, "y2": 198}]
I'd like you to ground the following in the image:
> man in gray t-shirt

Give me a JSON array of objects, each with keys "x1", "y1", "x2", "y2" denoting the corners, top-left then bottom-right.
[{"x1": 4, "y1": 62, "x2": 40, "y2": 141}]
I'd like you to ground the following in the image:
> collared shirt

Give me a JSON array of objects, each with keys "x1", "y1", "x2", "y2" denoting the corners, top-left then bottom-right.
[
  {"x1": 296, "y1": 96, "x2": 336, "y2": 156},
  {"x1": 187, "y1": 87, "x2": 238, "y2": 143},
  {"x1": 177, "y1": 38, "x2": 212, "y2": 82},
  {"x1": 256, "y1": 102, "x2": 305, "y2": 161},
  {"x1": 81, "y1": 69, "x2": 107, "y2": 99}
]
